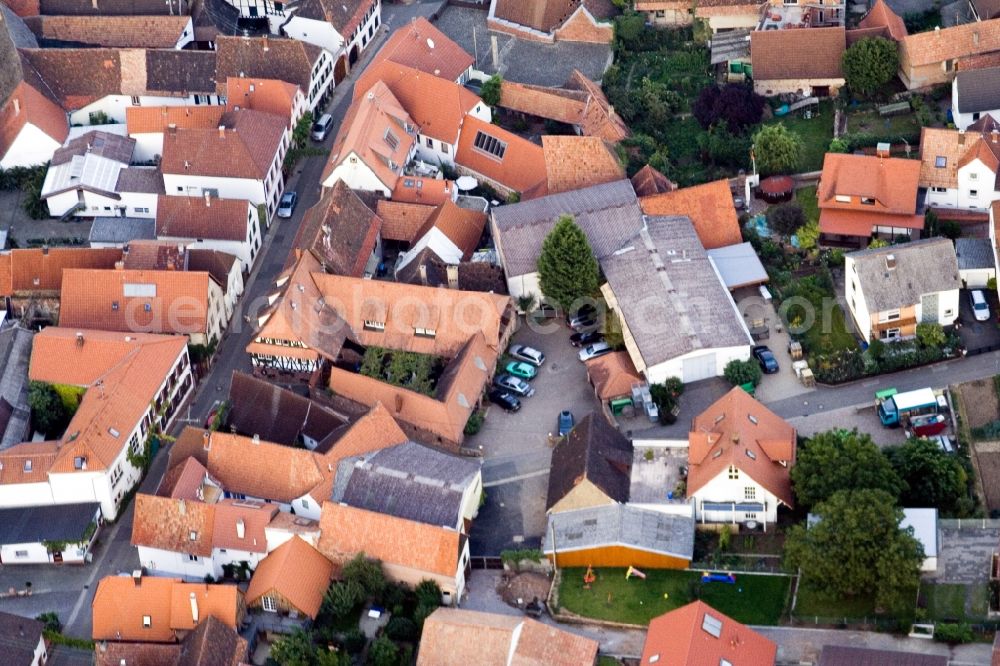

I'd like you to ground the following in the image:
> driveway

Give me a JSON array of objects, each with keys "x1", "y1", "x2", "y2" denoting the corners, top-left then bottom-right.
[
  {"x1": 467, "y1": 322, "x2": 602, "y2": 555},
  {"x1": 957, "y1": 288, "x2": 1000, "y2": 355}
]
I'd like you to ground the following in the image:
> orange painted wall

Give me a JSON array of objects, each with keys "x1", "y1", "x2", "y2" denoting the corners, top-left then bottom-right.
[{"x1": 549, "y1": 545, "x2": 690, "y2": 569}]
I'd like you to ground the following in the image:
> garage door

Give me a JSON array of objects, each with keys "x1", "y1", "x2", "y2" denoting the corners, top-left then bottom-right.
[{"x1": 682, "y1": 352, "x2": 716, "y2": 383}]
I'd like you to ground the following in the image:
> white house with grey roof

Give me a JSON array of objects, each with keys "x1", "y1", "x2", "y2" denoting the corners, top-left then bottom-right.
[
  {"x1": 332, "y1": 441, "x2": 482, "y2": 532},
  {"x1": 490, "y1": 179, "x2": 646, "y2": 307},
  {"x1": 600, "y1": 216, "x2": 753, "y2": 385},
  {"x1": 845, "y1": 237, "x2": 961, "y2": 344},
  {"x1": 952, "y1": 67, "x2": 1000, "y2": 130}
]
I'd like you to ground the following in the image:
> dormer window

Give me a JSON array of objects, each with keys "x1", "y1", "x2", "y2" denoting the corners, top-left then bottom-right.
[
  {"x1": 835, "y1": 195, "x2": 851, "y2": 203},
  {"x1": 189, "y1": 530, "x2": 198, "y2": 541},
  {"x1": 363, "y1": 320, "x2": 385, "y2": 331},
  {"x1": 142, "y1": 615, "x2": 152, "y2": 628},
  {"x1": 935, "y1": 156, "x2": 947, "y2": 168},
  {"x1": 860, "y1": 197, "x2": 875, "y2": 205},
  {"x1": 23, "y1": 460, "x2": 32, "y2": 472},
  {"x1": 384, "y1": 129, "x2": 399, "y2": 151},
  {"x1": 414, "y1": 327, "x2": 436, "y2": 338}
]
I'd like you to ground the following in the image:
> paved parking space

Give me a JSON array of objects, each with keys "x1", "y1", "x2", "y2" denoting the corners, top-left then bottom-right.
[
  {"x1": 957, "y1": 288, "x2": 1000, "y2": 354},
  {"x1": 788, "y1": 404, "x2": 909, "y2": 447},
  {"x1": 933, "y1": 522, "x2": 1000, "y2": 583}
]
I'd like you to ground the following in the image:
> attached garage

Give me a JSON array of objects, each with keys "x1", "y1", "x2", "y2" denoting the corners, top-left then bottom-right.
[{"x1": 956, "y1": 238, "x2": 996, "y2": 289}]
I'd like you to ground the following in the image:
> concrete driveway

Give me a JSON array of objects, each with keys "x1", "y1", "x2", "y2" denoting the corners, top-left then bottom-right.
[
  {"x1": 467, "y1": 322, "x2": 602, "y2": 555},
  {"x1": 957, "y1": 288, "x2": 1000, "y2": 354}
]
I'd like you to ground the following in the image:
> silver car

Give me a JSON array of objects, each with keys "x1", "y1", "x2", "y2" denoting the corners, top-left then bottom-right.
[
  {"x1": 578, "y1": 342, "x2": 612, "y2": 362},
  {"x1": 509, "y1": 344, "x2": 545, "y2": 366},
  {"x1": 494, "y1": 373, "x2": 535, "y2": 397},
  {"x1": 276, "y1": 191, "x2": 297, "y2": 218}
]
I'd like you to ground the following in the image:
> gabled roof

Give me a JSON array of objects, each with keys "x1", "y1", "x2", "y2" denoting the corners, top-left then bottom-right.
[
  {"x1": 211, "y1": 499, "x2": 277, "y2": 553},
  {"x1": 27, "y1": 15, "x2": 192, "y2": 48},
  {"x1": 751, "y1": 27, "x2": 845, "y2": 81},
  {"x1": 493, "y1": 0, "x2": 614, "y2": 34},
  {"x1": 156, "y1": 195, "x2": 250, "y2": 243},
  {"x1": 901, "y1": 18, "x2": 1000, "y2": 67},
  {"x1": 20, "y1": 47, "x2": 123, "y2": 109},
  {"x1": 186, "y1": 250, "x2": 238, "y2": 292},
  {"x1": 226, "y1": 371, "x2": 347, "y2": 449},
  {"x1": 224, "y1": 76, "x2": 300, "y2": 125},
  {"x1": 0, "y1": 612, "x2": 44, "y2": 666},
  {"x1": 284, "y1": 0, "x2": 371, "y2": 34},
  {"x1": 543, "y1": 503, "x2": 695, "y2": 561},
  {"x1": 630, "y1": 164, "x2": 676, "y2": 197},
  {"x1": 919, "y1": 125, "x2": 1000, "y2": 190},
  {"x1": 91, "y1": 575, "x2": 241, "y2": 642},
  {"x1": 846, "y1": 237, "x2": 961, "y2": 312},
  {"x1": 0, "y1": 502, "x2": 99, "y2": 544},
  {"x1": 414, "y1": 198, "x2": 488, "y2": 261},
  {"x1": 354, "y1": 60, "x2": 480, "y2": 145},
  {"x1": 375, "y1": 200, "x2": 436, "y2": 242},
  {"x1": 585, "y1": 350, "x2": 641, "y2": 400},
  {"x1": 321, "y1": 79, "x2": 416, "y2": 192},
  {"x1": 641, "y1": 600, "x2": 777, "y2": 666},
  {"x1": 126, "y1": 105, "x2": 226, "y2": 136},
  {"x1": 290, "y1": 180, "x2": 382, "y2": 277},
  {"x1": 175, "y1": 615, "x2": 248, "y2": 666},
  {"x1": 317, "y1": 501, "x2": 464, "y2": 578},
  {"x1": 245, "y1": 536, "x2": 333, "y2": 619},
  {"x1": 162, "y1": 108, "x2": 284, "y2": 180},
  {"x1": 639, "y1": 179, "x2": 742, "y2": 250},
  {"x1": 688, "y1": 387, "x2": 796, "y2": 508},
  {"x1": 858, "y1": 0, "x2": 907, "y2": 41},
  {"x1": 455, "y1": 114, "x2": 547, "y2": 196},
  {"x1": 131, "y1": 494, "x2": 215, "y2": 557},
  {"x1": 59, "y1": 267, "x2": 212, "y2": 335},
  {"x1": 491, "y1": 178, "x2": 644, "y2": 277},
  {"x1": 95, "y1": 643, "x2": 182, "y2": 666},
  {"x1": 818, "y1": 153, "x2": 921, "y2": 214},
  {"x1": 332, "y1": 440, "x2": 480, "y2": 527},
  {"x1": 565, "y1": 69, "x2": 630, "y2": 142},
  {"x1": 370, "y1": 17, "x2": 473, "y2": 83},
  {"x1": 0, "y1": 247, "x2": 121, "y2": 297},
  {"x1": 417, "y1": 608, "x2": 599, "y2": 666},
  {"x1": 546, "y1": 412, "x2": 632, "y2": 510},
  {"x1": 0, "y1": 79, "x2": 69, "y2": 160},
  {"x1": 214, "y1": 35, "x2": 321, "y2": 96},
  {"x1": 543, "y1": 135, "x2": 625, "y2": 195},
  {"x1": 38, "y1": 0, "x2": 189, "y2": 15}
]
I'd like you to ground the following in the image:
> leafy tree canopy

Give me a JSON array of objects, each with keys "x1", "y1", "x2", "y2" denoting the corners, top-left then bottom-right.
[
  {"x1": 28, "y1": 381, "x2": 70, "y2": 439},
  {"x1": 886, "y1": 438, "x2": 968, "y2": 515},
  {"x1": 791, "y1": 429, "x2": 904, "y2": 508},
  {"x1": 723, "y1": 358, "x2": 762, "y2": 387},
  {"x1": 537, "y1": 215, "x2": 601, "y2": 311},
  {"x1": 692, "y1": 83, "x2": 766, "y2": 133},
  {"x1": 842, "y1": 37, "x2": 900, "y2": 99},
  {"x1": 785, "y1": 488, "x2": 924, "y2": 610},
  {"x1": 481, "y1": 74, "x2": 502, "y2": 107},
  {"x1": 752, "y1": 123, "x2": 803, "y2": 176},
  {"x1": 767, "y1": 202, "x2": 806, "y2": 236}
]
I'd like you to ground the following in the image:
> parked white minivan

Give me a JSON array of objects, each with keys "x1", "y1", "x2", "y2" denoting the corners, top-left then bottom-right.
[{"x1": 311, "y1": 114, "x2": 334, "y2": 141}]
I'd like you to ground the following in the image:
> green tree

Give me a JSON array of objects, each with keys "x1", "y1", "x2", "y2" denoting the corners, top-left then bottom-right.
[
  {"x1": 415, "y1": 579, "x2": 443, "y2": 608},
  {"x1": 22, "y1": 167, "x2": 48, "y2": 220},
  {"x1": 368, "y1": 636, "x2": 399, "y2": 666},
  {"x1": 886, "y1": 438, "x2": 968, "y2": 514},
  {"x1": 767, "y1": 202, "x2": 806, "y2": 236},
  {"x1": 723, "y1": 358, "x2": 762, "y2": 387},
  {"x1": 842, "y1": 37, "x2": 900, "y2": 99},
  {"x1": 828, "y1": 137, "x2": 850, "y2": 153},
  {"x1": 269, "y1": 629, "x2": 317, "y2": 666},
  {"x1": 752, "y1": 123, "x2": 803, "y2": 176},
  {"x1": 28, "y1": 381, "x2": 70, "y2": 438},
  {"x1": 537, "y1": 215, "x2": 600, "y2": 311},
  {"x1": 791, "y1": 429, "x2": 904, "y2": 509},
  {"x1": 604, "y1": 310, "x2": 625, "y2": 349},
  {"x1": 785, "y1": 489, "x2": 924, "y2": 610},
  {"x1": 323, "y1": 579, "x2": 364, "y2": 619},
  {"x1": 868, "y1": 238, "x2": 890, "y2": 249},
  {"x1": 940, "y1": 219, "x2": 961, "y2": 240},
  {"x1": 924, "y1": 209, "x2": 940, "y2": 236},
  {"x1": 292, "y1": 111, "x2": 314, "y2": 150},
  {"x1": 915, "y1": 323, "x2": 946, "y2": 348},
  {"x1": 341, "y1": 554, "x2": 386, "y2": 598},
  {"x1": 796, "y1": 219, "x2": 821, "y2": 250},
  {"x1": 481, "y1": 74, "x2": 502, "y2": 107}
]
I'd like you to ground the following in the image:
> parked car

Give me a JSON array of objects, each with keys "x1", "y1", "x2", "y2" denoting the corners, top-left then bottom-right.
[
  {"x1": 276, "y1": 191, "x2": 298, "y2": 218},
  {"x1": 579, "y1": 342, "x2": 612, "y2": 362},
  {"x1": 311, "y1": 113, "x2": 334, "y2": 141},
  {"x1": 204, "y1": 400, "x2": 223, "y2": 429},
  {"x1": 505, "y1": 361, "x2": 537, "y2": 380},
  {"x1": 509, "y1": 344, "x2": 545, "y2": 366},
  {"x1": 557, "y1": 410, "x2": 574, "y2": 436},
  {"x1": 488, "y1": 389, "x2": 521, "y2": 413},
  {"x1": 494, "y1": 374, "x2": 535, "y2": 397},
  {"x1": 569, "y1": 316, "x2": 600, "y2": 333},
  {"x1": 567, "y1": 304, "x2": 599, "y2": 330},
  {"x1": 971, "y1": 289, "x2": 991, "y2": 322},
  {"x1": 752, "y1": 345, "x2": 779, "y2": 373},
  {"x1": 570, "y1": 330, "x2": 604, "y2": 347}
]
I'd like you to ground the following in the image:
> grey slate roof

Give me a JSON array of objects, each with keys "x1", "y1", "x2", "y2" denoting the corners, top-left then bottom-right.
[
  {"x1": 542, "y1": 503, "x2": 695, "y2": 560},
  {"x1": 818, "y1": 645, "x2": 946, "y2": 666},
  {"x1": 546, "y1": 413, "x2": 632, "y2": 510},
  {"x1": 955, "y1": 237, "x2": 994, "y2": 270},
  {"x1": 710, "y1": 29, "x2": 750, "y2": 65},
  {"x1": 491, "y1": 179, "x2": 645, "y2": 277},
  {"x1": 601, "y1": 216, "x2": 752, "y2": 368},
  {"x1": 332, "y1": 440, "x2": 481, "y2": 528},
  {"x1": 52, "y1": 130, "x2": 134, "y2": 166},
  {"x1": 955, "y1": 67, "x2": 1000, "y2": 113},
  {"x1": 0, "y1": 327, "x2": 32, "y2": 450},
  {"x1": 0, "y1": 611, "x2": 45, "y2": 666},
  {"x1": 116, "y1": 167, "x2": 166, "y2": 194},
  {"x1": 0, "y1": 502, "x2": 100, "y2": 544},
  {"x1": 847, "y1": 237, "x2": 961, "y2": 313},
  {"x1": 146, "y1": 49, "x2": 217, "y2": 95},
  {"x1": 89, "y1": 217, "x2": 156, "y2": 244}
]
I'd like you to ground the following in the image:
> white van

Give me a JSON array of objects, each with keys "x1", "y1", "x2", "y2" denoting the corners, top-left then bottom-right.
[{"x1": 311, "y1": 114, "x2": 334, "y2": 141}]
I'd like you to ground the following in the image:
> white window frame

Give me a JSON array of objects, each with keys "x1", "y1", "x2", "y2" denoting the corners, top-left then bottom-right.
[{"x1": 262, "y1": 596, "x2": 278, "y2": 613}]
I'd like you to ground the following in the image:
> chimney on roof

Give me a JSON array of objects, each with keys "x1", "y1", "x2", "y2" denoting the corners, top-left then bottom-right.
[
  {"x1": 446, "y1": 264, "x2": 459, "y2": 289},
  {"x1": 204, "y1": 191, "x2": 211, "y2": 207},
  {"x1": 935, "y1": 25, "x2": 941, "y2": 35},
  {"x1": 132, "y1": 569, "x2": 142, "y2": 586},
  {"x1": 184, "y1": 160, "x2": 191, "y2": 170},
  {"x1": 114, "y1": 260, "x2": 124, "y2": 270},
  {"x1": 120, "y1": 660, "x2": 125, "y2": 666},
  {"x1": 218, "y1": 125, "x2": 226, "y2": 139},
  {"x1": 252, "y1": 434, "x2": 260, "y2": 445},
  {"x1": 202, "y1": 430, "x2": 210, "y2": 450},
  {"x1": 236, "y1": 518, "x2": 245, "y2": 539},
  {"x1": 178, "y1": 498, "x2": 186, "y2": 515},
  {"x1": 91, "y1": 0, "x2": 98, "y2": 8},
  {"x1": 76, "y1": 332, "x2": 84, "y2": 346},
  {"x1": 886, "y1": 253, "x2": 897, "y2": 270},
  {"x1": 190, "y1": 592, "x2": 199, "y2": 623},
  {"x1": 959, "y1": 129, "x2": 966, "y2": 145},
  {"x1": 993, "y1": 129, "x2": 998, "y2": 144}
]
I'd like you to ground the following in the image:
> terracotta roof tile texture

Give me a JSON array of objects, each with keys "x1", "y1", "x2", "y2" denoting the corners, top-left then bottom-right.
[
  {"x1": 224, "y1": 76, "x2": 300, "y2": 125},
  {"x1": 245, "y1": 536, "x2": 333, "y2": 618},
  {"x1": 858, "y1": 0, "x2": 907, "y2": 40},
  {"x1": 155, "y1": 195, "x2": 251, "y2": 243},
  {"x1": 211, "y1": 499, "x2": 277, "y2": 553},
  {"x1": 20, "y1": 47, "x2": 123, "y2": 110},
  {"x1": 455, "y1": 114, "x2": 547, "y2": 196},
  {"x1": 630, "y1": 164, "x2": 677, "y2": 196},
  {"x1": 902, "y1": 18, "x2": 1000, "y2": 67},
  {"x1": 131, "y1": 494, "x2": 215, "y2": 557},
  {"x1": 290, "y1": 180, "x2": 382, "y2": 277},
  {"x1": 585, "y1": 351, "x2": 641, "y2": 400},
  {"x1": 818, "y1": 153, "x2": 921, "y2": 215},
  {"x1": 353, "y1": 60, "x2": 481, "y2": 144},
  {"x1": 126, "y1": 105, "x2": 225, "y2": 135},
  {"x1": 0, "y1": 80, "x2": 69, "y2": 160},
  {"x1": 214, "y1": 35, "x2": 321, "y2": 96},
  {"x1": 751, "y1": 27, "x2": 846, "y2": 81},
  {"x1": 421, "y1": 199, "x2": 487, "y2": 260},
  {"x1": 688, "y1": 387, "x2": 796, "y2": 507},
  {"x1": 639, "y1": 180, "x2": 742, "y2": 249},
  {"x1": 494, "y1": 0, "x2": 579, "y2": 32},
  {"x1": 0, "y1": 440, "x2": 59, "y2": 485},
  {"x1": 27, "y1": 15, "x2": 191, "y2": 48},
  {"x1": 4, "y1": 247, "x2": 121, "y2": 296},
  {"x1": 370, "y1": 17, "x2": 474, "y2": 82},
  {"x1": 641, "y1": 600, "x2": 777, "y2": 666},
  {"x1": 59, "y1": 267, "x2": 211, "y2": 335},
  {"x1": 543, "y1": 135, "x2": 625, "y2": 195},
  {"x1": 95, "y1": 643, "x2": 180, "y2": 666},
  {"x1": 499, "y1": 80, "x2": 587, "y2": 125},
  {"x1": 318, "y1": 502, "x2": 462, "y2": 577}
]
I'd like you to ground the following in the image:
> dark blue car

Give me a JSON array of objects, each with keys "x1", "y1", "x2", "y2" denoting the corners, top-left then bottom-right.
[
  {"x1": 558, "y1": 410, "x2": 575, "y2": 436},
  {"x1": 752, "y1": 345, "x2": 779, "y2": 374}
]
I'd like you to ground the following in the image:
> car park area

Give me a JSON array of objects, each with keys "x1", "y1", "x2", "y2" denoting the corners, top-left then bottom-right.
[{"x1": 957, "y1": 288, "x2": 1000, "y2": 354}]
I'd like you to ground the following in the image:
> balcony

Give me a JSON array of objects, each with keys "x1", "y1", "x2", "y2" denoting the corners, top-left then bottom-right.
[{"x1": 758, "y1": 2, "x2": 844, "y2": 30}]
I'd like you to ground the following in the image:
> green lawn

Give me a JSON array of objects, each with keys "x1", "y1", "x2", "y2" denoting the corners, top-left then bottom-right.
[
  {"x1": 764, "y1": 101, "x2": 834, "y2": 172},
  {"x1": 801, "y1": 301, "x2": 859, "y2": 355},
  {"x1": 922, "y1": 582, "x2": 990, "y2": 621},
  {"x1": 846, "y1": 108, "x2": 922, "y2": 140},
  {"x1": 558, "y1": 568, "x2": 790, "y2": 626},
  {"x1": 794, "y1": 186, "x2": 819, "y2": 225},
  {"x1": 794, "y1": 583, "x2": 916, "y2": 623}
]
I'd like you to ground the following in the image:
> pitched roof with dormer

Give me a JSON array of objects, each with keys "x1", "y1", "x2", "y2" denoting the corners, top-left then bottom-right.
[
  {"x1": 370, "y1": 17, "x2": 473, "y2": 83},
  {"x1": 688, "y1": 387, "x2": 796, "y2": 508},
  {"x1": 290, "y1": 180, "x2": 382, "y2": 277},
  {"x1": 454, "y1": 114, "x2": 547, "y2": 197},
  {"x1": 641, "y1": 600, "x2": 777, "y2": 666}
]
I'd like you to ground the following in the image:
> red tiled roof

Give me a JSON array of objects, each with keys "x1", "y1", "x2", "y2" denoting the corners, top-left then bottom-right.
[
  {"x1": 858, "y1": 0, "x2": 907, "y2": 41},
  {"x1": 0, "y1": 81, "x2": 69, "y2": 162},
  {"x1": 375, "y1": 200, "x2": 437, "y2": 242},
  {"x1": 818, "y1": 153, "x2": 922, "y2": 237},
  {"x1": 370, "y1": 17, "x2": 474, "y2": 82},
  {"x1": 640, "y1": 180, "x2": 743, "y2": 249},
  {"x1": 455, "y1": 114, "x2": 547, "y2": 196},
  {"x1": 224, "y1": 76, "x2": 301, "y2": 126},
  {"x1": 161, "y1": 109, "x2": 284, "y2": 180},
  {"x1": 156, "y1": 195, "x2": 251, "y2": 243},
  {"x1": 751, "y1": 27, "x2": 846, "y2": 81},
  {"x1": 543, "y1": 135, "x2": 625, "y2": 195},
  {"x1": 27, "y1": 15, "x2": 192, "y2": 48},
  {"x1": 126, "y1": 105, "x2": 225, "y2": 135},
  {"x1": 245, "y1": 536, "x2": 333, "y2": 618},
  {"x1": 641, "y1": 600, "x2": 777, "y2": 666},
  {"x1": 3, "y1": 247, "x2": 122, "y2": 297}
]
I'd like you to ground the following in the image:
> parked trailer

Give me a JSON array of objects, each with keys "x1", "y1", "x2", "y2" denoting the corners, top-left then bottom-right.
[{"x1": 877, "y1": 387, "x2": 939, "y2": 427}]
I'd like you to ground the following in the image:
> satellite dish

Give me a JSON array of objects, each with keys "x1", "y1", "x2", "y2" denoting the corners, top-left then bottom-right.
[{"x1": 426, "y1": 38, "x2": 435, "y2": 49}]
